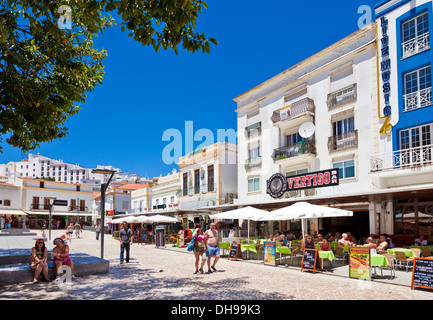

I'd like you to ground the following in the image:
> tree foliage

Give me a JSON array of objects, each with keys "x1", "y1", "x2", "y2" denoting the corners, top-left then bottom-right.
[{"x1": 0, "y1": 0, "x2": 217, "y2": 152}]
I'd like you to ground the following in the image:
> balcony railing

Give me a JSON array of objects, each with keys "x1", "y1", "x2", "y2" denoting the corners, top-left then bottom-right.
[
  {"x1": 177, "y1": 183, "x2": 217, "y2": 197},
  {"x1": 328, "y1": 130, "x2": 358, "y2": 152},
  {"x1": 271, "y1": 98, "x2": 315, "y2": 124},
  {"x1": 402, "y1": 32, "x2": 430, "y2": 59},
  {"x1": 327, "y1": 83, "x2": 357, "y2": 109},
  {"x1": 69, "y1": 206, "x2": 88, "y2": 212},
  {"x1": 273, "y1": 140, "x2": 315, "y2": 161},
  {"x1": 370, "y1": 144, "x2": 433, "y2": 171},
  {"x1": 30, "y1": 204, "x2": 51, "y2": 211},
  {"x1": 403, "y1": 87, "x2": 433, "y2": 112},
  {"x1": 244, "y1": 156, "x2": 262, "y2": 170}
]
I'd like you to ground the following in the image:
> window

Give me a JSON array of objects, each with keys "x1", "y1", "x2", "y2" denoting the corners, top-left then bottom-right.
[
  {"x1": 3, "y1": 200, "x2": 11, "y2": 206},
  {"x1": 248, "y1": 146, "x2": 261, "y2": 159},
  {"x1": 404, "y1": 66, "x2": 432, "y2": 111},
  {"x1": 399, "y1": 123, "x2": 432, "y2": 165},
  {"x1": 122, "y1": 201, "x2": 128, "y2": 209},
  {"x1": 248, "y1": 177, "x2": 260, "y2": 193},
  {"x1": 402, "y1": 12, "x2": 430, "y2": 58},
  {"x1": 333, "y1": 117, "x2": 355, "y2": 136},
  {"x1": 333, "y1": 160, "x2": 355, "y2": 179},
  {"x1": 286, "y1": 133, "x2": 305, "y2": 147}
]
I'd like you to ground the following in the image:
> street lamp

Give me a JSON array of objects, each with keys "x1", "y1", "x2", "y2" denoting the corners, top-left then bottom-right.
[{"x1": 92, "y1": 169, "x2": 115, "y2": 259}]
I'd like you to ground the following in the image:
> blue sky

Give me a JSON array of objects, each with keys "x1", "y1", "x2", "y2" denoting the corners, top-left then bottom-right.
[{"x1": 0, "y1": 0, "x2": 377, "y2": 179}]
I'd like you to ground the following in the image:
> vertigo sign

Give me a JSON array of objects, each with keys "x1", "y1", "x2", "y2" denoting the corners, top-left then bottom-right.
[{"x1": 267, "y1": 169, "x2": 339, "y2": 199}]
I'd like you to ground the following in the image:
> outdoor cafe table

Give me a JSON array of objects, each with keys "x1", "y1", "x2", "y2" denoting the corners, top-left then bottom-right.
[
  {"x1": 241, "y1": 243, "x2": 257, "y2": 254},
  {"x1": 410, "y1": 245, "x2": 433, "y2": 253},
  {"x1": 370, "y1": 254, "x2": 389, "y2": 276},
  {"x1": 318, "y1": 250, "x2": 335, "y2": 269},
  {"x1": 387, "y1": 248, "x2": 414, "y2": 258},
  {"x1": 276, "y1": 246, "x2": 292, "y2": 264}
]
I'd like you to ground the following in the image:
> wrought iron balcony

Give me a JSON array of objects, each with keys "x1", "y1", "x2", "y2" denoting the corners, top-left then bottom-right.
[
  {"x1": 271, "y1": 98, "x2": 315, "y2": 124},
  {"x1": 327, "y1": 84, "x2": 357, "y2": 109},
  {"x1": 244, "y1": 157, "x2": 262, "y2": 170},
  {"x1": 370, "y1": 144, "x2": 433, "y2": 171},
  {"x1": 403, "y1": 87, "x2": 433, "y2": 112},
  {"x1": 328, "y1": 130, "x2": 358, "y2": 152},
  {"x1": 273, "y1": 140, "x2": 315, "y2": 162},
  {"x1": 177, "y1": 183, "x2": 217, "y2": 196},
  {"x1": 402, "y1": 32, "x2": 430, "y2": 59}
]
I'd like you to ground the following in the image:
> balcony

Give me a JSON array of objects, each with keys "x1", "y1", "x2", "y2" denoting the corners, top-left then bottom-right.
[
  {"x1": 30, "y1": 204, "x2": 51, "y2": 211},
  {"x1": 403, "y1": 87, "x2": 433, "y2": 112},
  {"x1": 402, "y1": 32, "x2": 430, "y2": 60},
  {"x1": 244, "y1": 157, "x2": 262, "y2": 170},
  {"x1": 68, "y1": 206, "x2": 88, "y2": 212},
  {"x1": 370, "y1": 144, "x2": 433, "y2": 172},
  {"x1": 177, "y1": 183, "x2": 217, "y2": 197},
  {"x1": 328, "y1": 130, "x2": 358, "y2": 152},
  {"x1": 271, "y1": 98, "x2": 315, "y2": 126},
  {"x1": 327, "y1": 84, "x2": 357, "y2": 109},
  {"x1": 273, "y1": 140, "x2": 315, "y2": 162}
]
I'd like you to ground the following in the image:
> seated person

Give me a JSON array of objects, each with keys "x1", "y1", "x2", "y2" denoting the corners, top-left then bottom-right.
[
  {"x1": 347, "y1": 232, "x2": 357, "y2": 245},
  {"x1": 363, "y1": 237, "x2": 377, "y2": 249},
  {"x1": 320, "y1": 238, "x2": 331, "y2": 251},
  {"x1": 302, "y1": 234, "x2": 315, "y2": 250},
  {"x1": 325, "y1": 232, "x2": 333, "y2": 241},
  {"x1": 376, "y1": 235, "x2": 389, "y2": 251},
  {"x1": 338, "y1": 233, "x2": 352, "y2": 247},
  {"x1": 274, "y1": 231, "x2": 285, "y2": 242},
  {"x1": 414, "y1": 235, "x2": 428, "y2": 246},
  {"x1": 381, "y1": 233, "x2": 394, "y2": 249},
  {"x1": 52, "y1": 238, "x2": 75, "y2": 281},
  {"x1": 30, "y1": 239, "x2": 50, "y2": 283},
  {"x1": 334, "y1": 232, "x2": 342, "y2": 241},
  {"x1": 317, "y1": 234, "x2": 324, "y2": 243},
  {"x1": 286, "y1": 231, "x2": 296, "y2": 241}
]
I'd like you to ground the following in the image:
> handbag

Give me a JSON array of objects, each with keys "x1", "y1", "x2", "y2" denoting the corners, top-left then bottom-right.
[
  {"x1": 187, "y1": 237, "x2": 195, "y2": 252},
  {"x1": 29, "y1": 255, "x2": 38, "y2": 269}
]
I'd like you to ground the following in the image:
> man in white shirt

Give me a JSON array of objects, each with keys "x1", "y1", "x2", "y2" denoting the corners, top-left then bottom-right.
[{"x1": 414, "y1": 235, "x2": 428, "y2": 246}]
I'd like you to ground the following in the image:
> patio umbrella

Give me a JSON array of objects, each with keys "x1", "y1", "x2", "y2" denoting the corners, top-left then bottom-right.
[
  {"x1": 147, "y1": 215, "x2": 180, "y2": 223},
  {"x1": 209, "y1": 206, "x2": 268, "y2": 242},
  {"x1": 255, "y1": 202, "x2": 353, "y2": 239}
]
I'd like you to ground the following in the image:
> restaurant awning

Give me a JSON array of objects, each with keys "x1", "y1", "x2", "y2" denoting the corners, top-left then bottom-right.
[
  {"x1": 23, "y1": 211, "x2": 96, "y2": 217},
  {"x1": 0, "y1": 209, "x2": 27, "y2": 216}
]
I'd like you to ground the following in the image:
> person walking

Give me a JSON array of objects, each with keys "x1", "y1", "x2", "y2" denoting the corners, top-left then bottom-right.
[
  {"x1": 95, "y1": 223, "x2": 101, "y2": 240},
  {"x1": 67, "y1": 222, "x2": 74, "y2": 241},
  {"x1": 74, "y1": 221, "x2": 81, "y2": 239},
  {"x1": 192, "y1": 224, "x2": 207, "y2": 275},
  {"x1": 204, "y1": 222, "x2": 220, "y2": 274},
  {"x1": 119, "y1": 221, "x2": 133, "y2": 264}
]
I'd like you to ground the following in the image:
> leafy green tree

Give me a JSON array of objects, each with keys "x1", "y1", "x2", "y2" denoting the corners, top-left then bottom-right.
[{"x1": 0, "y1": 0, "x2": 217, "y2": 152}]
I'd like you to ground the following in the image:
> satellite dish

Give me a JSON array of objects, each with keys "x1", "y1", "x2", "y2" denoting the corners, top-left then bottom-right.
[{"x1": 299, "y1": 122, "x2": 316, "y2": 138}]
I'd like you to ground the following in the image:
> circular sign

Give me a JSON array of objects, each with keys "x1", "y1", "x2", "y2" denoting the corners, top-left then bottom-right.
[{"x1": 267, "y1": 173, "x2": 288, "y2": 199}]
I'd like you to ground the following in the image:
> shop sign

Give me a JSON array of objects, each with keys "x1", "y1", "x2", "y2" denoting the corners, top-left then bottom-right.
[
  {"x1": 53, "y1": 200, "x2": 68, "y2": 206},
  {"x1": 379, "y1": 16, "x2": 393, "y2": 134},
  {"x1": 264, "y1": 241, "x2": 276, "y2": 266},
  {"x1": 349, "y1": 247, "x2": 371, "y2": 280},
  {"x1": 266, "y1": 169, "x2": 339, "y2": 199}
]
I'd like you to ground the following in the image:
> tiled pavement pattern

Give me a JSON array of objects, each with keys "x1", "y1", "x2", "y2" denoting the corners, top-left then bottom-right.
[{"x1": 0, "y1": 230, "x2": 432, "y2": 300}]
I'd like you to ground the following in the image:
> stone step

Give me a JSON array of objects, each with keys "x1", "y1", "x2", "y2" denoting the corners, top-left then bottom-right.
[{"x1": 0, "y1": 252, "x2": 109, "y2": 285}]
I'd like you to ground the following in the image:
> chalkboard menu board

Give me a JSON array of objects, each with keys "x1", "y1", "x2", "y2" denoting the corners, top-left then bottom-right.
[
  {"x1": 301, "y1": 249, "x2": 322, "y2": 273},
  {"x1": 411, "y1": 257, "x2": 433, "y2": 290},
  {"x1": 228, "y1": 242, "x2": 243, "y2": 261},
  {"x1": 141, "y1": 229, "x2": 149, "y2": 243}
]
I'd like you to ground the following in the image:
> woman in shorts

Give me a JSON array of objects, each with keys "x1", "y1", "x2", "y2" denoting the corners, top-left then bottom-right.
[
  {"x1": 192, "y1": 224, "x2": 207, "y2": 275},
  {"x1": 67, "y1": 222, "x2": 74, "y2": 240}
]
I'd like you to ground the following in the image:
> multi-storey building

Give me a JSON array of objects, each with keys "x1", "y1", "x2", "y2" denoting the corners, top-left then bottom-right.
[
  {"x1": 234, "y1": 23, "x2": 379, "y2": 237},
  {"x1": 369, "y1": 0, "x2": 433, "y2": 240},
  {"x1": 150, "y1": 169, "x2": 180, "y2": 213},
  {"x1": 0, "y1": 154, "x2": 141, "y2": 186},
  {"x1": 177, "y1": 142, "x2": 238, "y2": 228}
]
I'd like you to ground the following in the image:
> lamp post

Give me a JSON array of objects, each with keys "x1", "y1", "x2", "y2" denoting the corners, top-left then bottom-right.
[{"x1": 92, "y1": 169, "x2": 115, "y2": 259}]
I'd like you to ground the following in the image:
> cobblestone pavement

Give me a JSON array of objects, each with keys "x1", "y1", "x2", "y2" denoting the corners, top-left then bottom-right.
[{"x1": 1, "y1": 230, "x2": 432, "y2": 301}]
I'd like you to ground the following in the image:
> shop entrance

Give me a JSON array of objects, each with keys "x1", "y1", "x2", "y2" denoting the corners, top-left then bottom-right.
[{"x1": 321, "y1": 210, "x2": 370, "y2": 241}]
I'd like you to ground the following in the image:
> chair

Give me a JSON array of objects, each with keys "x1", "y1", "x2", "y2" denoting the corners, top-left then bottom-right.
[
  {"x1": 255, "y1": 244, "x2": 264, "y2": 260},
  {"x1": 411, "y1": 248, "x2": 421, "y2": 258},
  {"x1": 287, "y1": 247, "x2": 301, "y2": 267},
  {"x1": 334, "y1": 246, "x2": 346, "y2": 264},
  {"x1": 378, "y1": 250, "x2": 387, "y2": 255},
  {"x1": 395, "y1": 251, "x2": 414, "y2": 272},
  {"x1": 420, "y1": 247, "x2": 432, "y2": 257},
  {"x1": 380, "y1": 254, "x2": 396, "y2": 279}
]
